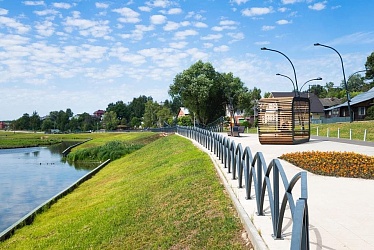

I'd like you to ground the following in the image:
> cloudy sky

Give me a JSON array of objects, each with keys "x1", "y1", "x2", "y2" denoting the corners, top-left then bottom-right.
[{"x1": 0, "y1": 0, "x2": 373, "y2": 120}]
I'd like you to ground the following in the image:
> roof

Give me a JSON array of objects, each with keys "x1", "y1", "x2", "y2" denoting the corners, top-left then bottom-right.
[
  {"x1": 270, "y1": 92, "x2": 325, "y2": 113},
  {"x1": 179, "y1": 107, "x2": 190, "y2": 115},
  {"x1": 319, "y1": 98, "x2": 343, "y2": 108},
  {"x1": 324, "y1": 87, "x2": 374, "y2": 111}
]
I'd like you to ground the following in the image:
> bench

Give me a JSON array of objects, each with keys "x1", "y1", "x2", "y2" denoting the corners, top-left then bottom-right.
[{"x1": 228, "y1": 126, "x2": 245, "y2": 137}]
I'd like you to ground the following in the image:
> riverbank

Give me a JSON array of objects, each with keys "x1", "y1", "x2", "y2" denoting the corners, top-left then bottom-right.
[{"x1": 0, "y1": 134, "x2": 251, "y2": 249}]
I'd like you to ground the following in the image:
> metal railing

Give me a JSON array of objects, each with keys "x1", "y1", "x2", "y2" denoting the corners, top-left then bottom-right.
[{"x1": 177, "y1": 126, "x2": 309, "y2": 250}]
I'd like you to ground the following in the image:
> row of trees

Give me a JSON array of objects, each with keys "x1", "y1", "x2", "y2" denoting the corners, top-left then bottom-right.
[{"x1": 9, "y1": 52, "x2": 374, "y2": 131}]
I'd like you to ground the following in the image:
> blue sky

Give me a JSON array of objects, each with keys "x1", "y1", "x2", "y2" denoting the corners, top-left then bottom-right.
[{"x1": 0, "y1": 0, "x2": 373, "y2": 120}]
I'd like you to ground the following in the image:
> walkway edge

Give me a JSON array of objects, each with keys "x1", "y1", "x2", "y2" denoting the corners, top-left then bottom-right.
[{"x1": 187, "y1": 136, "x2": 269, "y2": 250}]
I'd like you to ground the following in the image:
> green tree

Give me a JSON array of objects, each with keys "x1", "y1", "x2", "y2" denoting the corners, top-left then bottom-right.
[
  {"x1": 29, "y1": 111, "x2": 41, "y2": 131},
  {"x1": 169, "y1": 61, "x2": 248, "y2": 125},
  {"x1": 143, "y1": 100, "x2": 160, "y2": 128},
  {"x1": 157, "y1": 106, "x2": 172, "y2": 127},
  {"x1": 344, "y1": 74, "x2": 365, "y2": 92},
  {"x1": 106, "y1": 101, "x2": 129, "y2": 125},
  {"x1": 41, "y1": 118, "x2": 53, "y2": 131},
  {"x1": 103, "y1": 111, "x2": 118, "y2": 130},
  {"x1": 365, "y1": 106, "x2": 374, "y2": 120},
  {"x1": 365, "y1": 52, "x2": 374, "y2": 81}
]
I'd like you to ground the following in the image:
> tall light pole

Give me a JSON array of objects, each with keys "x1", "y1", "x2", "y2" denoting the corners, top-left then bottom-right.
[
  {"x1": 275, "y1": 73, "x2": 297, "y2": 94},
  {"x1": 314, "y1": 43, "x2": 352, "y2": 122},
  {"x1": 299, "y1": 77, "x2": 322, "y2": 92},
  {"x1": 261, "y1": 47, "x2": 299, "y2": 96},
  {"x1": 347, "y1": 69, "x2": 367, "y2": 83}
]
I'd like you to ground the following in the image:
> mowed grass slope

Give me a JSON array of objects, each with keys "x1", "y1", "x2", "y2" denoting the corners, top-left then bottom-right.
[{"x1": 0, "y1": 134, "x2": 249, "y2": 249}]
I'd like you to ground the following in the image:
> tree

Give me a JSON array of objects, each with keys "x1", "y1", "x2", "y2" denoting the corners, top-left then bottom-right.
[
  {"x1": 41, "y1": 118, "x2": 53, "y2": 131},
  {"x1": 344, "y1": 74, "x2": 365, "y2": 92},
  {"x1": 29, "y1": 111, "x2": 41, "y2": 131},
  {"x1": 103, "y1": 111, "x2": 118, "y2": 130},
  {"x1": 169, "y1": 60, "x2": 248, "y2": 125},
  {"x1": 106, "y1": 101, "x2": 129, "y2": 125},
  {"x1": 143, "y1": 100, "x2": 160, "y2": 128},
  {"x1": 365, "y1": 52, "x2": 374, "y2": 81},
  {"x1": 156, "y1": 106, "x2": 172, "y2": 127}
]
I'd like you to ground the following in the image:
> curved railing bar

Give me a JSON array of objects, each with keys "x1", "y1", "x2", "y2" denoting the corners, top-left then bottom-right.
[
  {"x1": 228, "y1": 140, "x2": 236, "y2": 174},
  {"x1": 243, "y1": 146, "x2": 254, "y2": 200},
  {"x1": 176, "y1": 125, "x2": 309, "y2": 249}
]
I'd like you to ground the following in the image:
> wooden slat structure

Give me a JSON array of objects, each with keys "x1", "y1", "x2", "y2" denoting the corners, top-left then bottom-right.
[{"x1": 258, "y1": 96, "x2": 310, "y2": 144}]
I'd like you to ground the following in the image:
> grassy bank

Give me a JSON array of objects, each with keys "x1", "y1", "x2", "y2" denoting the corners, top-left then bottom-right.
[
  {"x1": 0, "y1": 134, "x2": 250, "y2": 249},
  {"x1": 310, "y1": 120, "x2": 374, "y2": 141}
]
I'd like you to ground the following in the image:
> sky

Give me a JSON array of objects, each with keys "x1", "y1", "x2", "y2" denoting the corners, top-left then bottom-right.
[{"x1": 0, "y1": 0, "x2": 373, "y2": 120}]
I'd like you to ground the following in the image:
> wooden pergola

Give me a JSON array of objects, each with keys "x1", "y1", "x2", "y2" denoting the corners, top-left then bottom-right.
[{"x1": 258, "y1": 96, "x2": 310, "y2": 145}]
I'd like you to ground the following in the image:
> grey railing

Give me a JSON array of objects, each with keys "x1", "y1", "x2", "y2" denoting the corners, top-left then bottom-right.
[{"x1": 177, "y1": 126, "x2": 309, "y2": 250}]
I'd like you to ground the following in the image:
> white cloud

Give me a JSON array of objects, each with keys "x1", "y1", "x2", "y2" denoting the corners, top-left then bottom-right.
[
  {"x1": 186, "y1": 48, "x2": 209, "y2": 61},
  {"x1": 63, "y1": 17, "x2": 111, "y2": 38},
  {"x1": 328, "y1": 32, "x2": 374, "y2": 46},
  {"x1": 214, "y1": 45, "x2": 230, "y2": 52},
  {"x1": 163, "y1": 21, "x2": 179, "y2": 31},
  {"x1": 139, "y1": 6, "x2": 152, "y2": 12},
  {"x1": 0, "y1": 8, "x2": 8, "y2": 15},
  {"x1": 35, "y1": 20, "x2": 55, "y2": 37},
  {"x1": 0, "y1": 16, "x2": 30, "y2": 34},
  {"x1": 254, "y1": 41, "x2": 270, "y2": 45},
  {"x1": 262, "y1": 25, "x2": 275, "y2": 31},
  {"x1": 278, "y1": 7, "x2": 288, "y2": 12},
  {"x1": 228, "y1": 32, "x2": 244, "y2": 41},
  {"x1": 276, "y1": 19, "x2": 292, "y2": 25},
  {"x1": 23, "y1": 1, "x2": 45, "y2": 6},
  {"x1": 201, "y1": 34, "x2": 223, "y2": 41},
  {"x1": 203, "y1": 43, "x2": 213, "y2": 48},
  {"x1": 167, "y1": 8, "x2": 182, "y2": 14},
  {"x1": 53, "y1": 2, "x2": 72, "y2": 9},
  {"x1": 96, "y1": 3, "x2": 109, "y2": 9},
  {"x1": 150, "y1": 14, "x2": 167, "y2": 25},
  {"x1": 169, "y1": 41, "x2": 188, "y2": 49},
  {"x1": 113, "y1": 7, "x2": 141, "y2": 23},
  {"x1": 308, "y1": 2, "x2": 327, "y2": 11},
  {"x1": 147, "y1": 0, "x2": 172, "y2": 8},
  {"x1": 34, "y1": 9, "x2": 59, "y2": 16},
  {"x1": 230, "y1": 0, "x2": 249, "y2": 4},
  {"x1": 281, "y1": 0, "x2": 300, "y2": 4},
  {"x1": 242, "y1": 7, "x2": 273, "y2": 17},
  {"x1": 174, "y1": 29, "x2": 199, "y2": 40},
  {"x1": 194, "y1": 22, "x2": 208, "y2": 28}
]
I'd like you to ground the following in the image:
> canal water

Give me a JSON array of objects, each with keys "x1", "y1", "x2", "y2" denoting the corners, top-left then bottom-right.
[{"x1": 0, "y1": 142, "x2": 96, "y2": 233}]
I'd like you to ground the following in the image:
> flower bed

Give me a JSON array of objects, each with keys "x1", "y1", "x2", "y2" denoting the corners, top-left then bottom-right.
[{"x1": 279, "y1": 151, "x2": 374, "y2": 179}]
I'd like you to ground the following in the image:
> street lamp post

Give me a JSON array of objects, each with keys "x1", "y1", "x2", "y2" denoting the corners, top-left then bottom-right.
[
  {"x1": 261, "y1": 47, "x2": 299, "y2": 96},
  {"x1": 299, "y1": 77, "x2": 323, "y2": 92},
  {"x1": 314, "y1": 43, "x2": 353, "y2": 122},
  {"x1": 275, "y1": 73, "x2": 297, "y2": 94}
]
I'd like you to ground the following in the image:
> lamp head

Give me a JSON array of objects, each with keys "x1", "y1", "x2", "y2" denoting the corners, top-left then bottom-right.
[
  {"x1": 316, "y1": 77, "x2": 322, "y2": 80},
  {"x1": 276, "y1": 73, "x2": 281, "y2": 76},
  {"x1": 314, "y1": 43, "x2": 321, "y2": 46},
  {"x1": 261, "y1": 47, "x2": 268, "y2": 50}
]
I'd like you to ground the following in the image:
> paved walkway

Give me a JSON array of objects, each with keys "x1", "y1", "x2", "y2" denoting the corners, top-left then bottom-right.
[{"x1": 192, "y1": 134, "x2": 374, "y2": 250}]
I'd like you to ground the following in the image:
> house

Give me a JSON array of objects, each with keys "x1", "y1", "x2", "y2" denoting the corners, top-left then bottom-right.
[
  {"x1": 0, "y1": 121, "x2": 8, "y2": 130},
  {"x1": 93, "y1": 110, "x2": 105, "y2": 119},
  {"x1": 270, "y1": 92, "x2": 325, "y2": 120},
  {"x1": 320, "y1": 98, "x2": 343, "y2": 119},
  {"x1": 324, "y1": 87, "x2": 374, "y2": 121},
  {"x1": 177, "y1": 107, "x2": 190, "y2": 118}
]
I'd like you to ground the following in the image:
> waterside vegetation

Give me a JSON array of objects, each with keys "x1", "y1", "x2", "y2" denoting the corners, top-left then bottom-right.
[{"x1": 0, "y1": 133, "x2": 250, "y2": 249}]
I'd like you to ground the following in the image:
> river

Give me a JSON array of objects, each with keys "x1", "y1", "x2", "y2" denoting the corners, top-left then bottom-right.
[{"x1": 0, "y1": 142, "x2": 96, "y2": 233}]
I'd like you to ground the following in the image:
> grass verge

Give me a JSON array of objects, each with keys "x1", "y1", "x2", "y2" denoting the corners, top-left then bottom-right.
[{"x1": 0, "y1": 134, "x2": 250, "y2": 249}]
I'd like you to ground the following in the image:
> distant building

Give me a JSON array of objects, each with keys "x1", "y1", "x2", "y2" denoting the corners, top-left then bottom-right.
[
  {"x1": 93, "y1": 110, "x2": 105, "y2": 119},
  {"x1": 324, "y1": 87, "x2": 374, "y2": 121},
  {"x1": 270, "y1": 92, "x2": 325, "y2": 120},
  {"x1": 0, "y1": 121, "x2": 8, "y2": 130},
  {"x1": 177, "y1": 107, "x2": 190, "y2": 118}
]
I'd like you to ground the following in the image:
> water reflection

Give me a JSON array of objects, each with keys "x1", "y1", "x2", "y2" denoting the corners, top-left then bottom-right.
[{"x1": 0, "y1": 142, "x2": 97, "y2": 233}]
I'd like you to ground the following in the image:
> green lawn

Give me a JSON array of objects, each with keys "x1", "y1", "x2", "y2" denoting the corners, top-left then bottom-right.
[{"x1": 0, "y1": 134, "x2": 250, "y2": 249}]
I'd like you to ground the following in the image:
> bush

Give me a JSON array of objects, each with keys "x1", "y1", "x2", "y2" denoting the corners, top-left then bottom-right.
[{"x1": 67, "y1": 140, "x2": 143, "y2": 162}]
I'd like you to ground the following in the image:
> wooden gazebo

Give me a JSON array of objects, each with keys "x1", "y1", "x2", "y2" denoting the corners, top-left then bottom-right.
[{"x1": 258, "y1": 96, "x2": 310, "y2": 145}]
